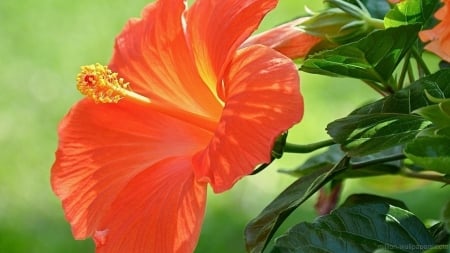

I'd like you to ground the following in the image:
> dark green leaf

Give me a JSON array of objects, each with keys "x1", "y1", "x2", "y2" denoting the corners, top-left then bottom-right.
[
  {"x1": 352, "y1": 69, "x2": 450, "y2": 115},
  {"x1": 280, "y1": 145, "x2": 401, "y2": 178},
  {"x1": 441, "y1": 101, "x2": 450, "y2": 116},
  {"x1": 340, "y1": 193, "x2": 409, "y2": 209},
  {"x1": 341, "y1": 146, "x2": 402, "y2": 178},
  {"x1": 272, "y1": 194, "x2": 435, "y2": 253},
  {"x1": 300, "y1": 24, "x2": 421, "y2": 83},
  {"x1": 436, "y1": 127, "x2": 450, "y2": 138},
  {"x1": 245, "y1": 157, "x2": 350, "y2": 253},
  {"x1": 327, "y1": 113, "x2": 431, "y2": 156},
  {"x1": 404, "y1": 136, "x2": 450, "y2": 174},
  {"x1": 443, "y1": 201, "x2": 450, "y2": 233},
  {"x1": 426, "y1": 222, "x2": 449, "y2": 253},
  {"x1": 412, "y1": 93, "x2": 450, "y2": 129},
  {"x1": 440, "y1": 60, "x2": 450, "y2": 70},
  {"x1": 428, "y1": 222, "x2": 450, "y2": 245},
  {"x1": 414, "y1": 103, "x2": 450, "y2": 129},
  {"x1": 384, "y1": 0, "x2": 441, "y2": 28},
  {"x1": 278, "y1": 145, "x2": 344, "y2": 177}
]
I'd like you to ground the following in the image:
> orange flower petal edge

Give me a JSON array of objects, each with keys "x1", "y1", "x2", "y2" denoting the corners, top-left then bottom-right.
[
  {"x1": 51, "y1": 99, "x2": 212, "y2": 243},
  {"x1": 419, "y1": 0, "x2": 450, "y2": 62},
  {"x1": 51, "y1": 0, "x2": 303, "y2": 252},
  {"x1": 241, "y1": 17, "x2": 322, "y2": 60},
  {"x1": 186, "y1": 0, "x2": 278, "y2": 93}
]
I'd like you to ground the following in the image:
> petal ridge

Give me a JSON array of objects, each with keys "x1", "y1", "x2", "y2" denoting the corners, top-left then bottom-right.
[
  {"x1": 193, "y1": 45, "x2": 303, "y2": 193},
  {"x1": 51, "y1": 99, "x2": 212, "y2": 238},
  {"x1": 95, "y1": 156, "x2": 207, "y2": 253},
  {"x1": 187, "y1": 0, "x2": 278, "y2": 90},
  {"x1": 109, "y1": 0, "x2": 222, "y2": 118}
]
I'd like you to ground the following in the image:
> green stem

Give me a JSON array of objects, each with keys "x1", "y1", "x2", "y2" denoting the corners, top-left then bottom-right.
[
  {"x1": 411, "y1": 47, "x2": 431, "y2": 77},
  {"x1": 252, "y1": 139, "x2": 336, "y2": 175},
  {"x1": 398, "y1": 51, "x2": 411, "y2": 89},
  {"x1": 362, "y1": 80, "x2": 389, "y2": 96},
  {"x1": 407, "y1": 60, "x2": 415, "y2": 84},
  {"x1": 401, "y1": 170, "x2": 450, "y2": 184},
  {"x1": 351, "y1": 153, "x2": 406, "y2": 169},
  {"x1": 367, "y1": 17, "x2": 385, "y2": 30},
  {"x1": 284, "y1": 139, "x2": 335, "y2": 153},
  {"x1": 351, "y1": 153, "x2": 450, "y2": 184}
]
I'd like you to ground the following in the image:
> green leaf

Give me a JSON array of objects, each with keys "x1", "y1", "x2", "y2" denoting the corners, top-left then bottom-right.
[
  {"x1": 443, "y1": 201, "x2": 450, "y2": 233},
  {"x1": 404, "y1": 136, "x2": 450, "y2": 174},
  {"x1": 384, "y1": 0, "x2": 441, "y2": 28},
  {"x1": 413, "y1": 92, "x2": 450, "y2": 130},
  {"x1": 300, "y1": 24, "x2": 421, "y2": 83},
  {"x1": 428, "y1": 222, "x2": 450, "y2": 246},
  {"x1": 278, "y1": 145, "x2": 344, "y2": 177},
  {"x1": 272, "y1": 194, "x2": 435, "y2": 253},
  {"x1": 436, "y1": 127, "x2": 450, "y2": 138},
  {"x1": 441, "y1": 100, "x2": 450, "y2": 116},
  {"x1": 327, "y1": 113, "x2": 431, "y2": 156},
  {"x1": 280, "y1": 145, "x2": 401, "y2": 178},
  {"x1": 352, "y1": 69, "x2": 450, "y2": 115},
  {"x1": 414, "y1": 103, "x2": 450, "y2": 129},
  {"x1": 244, "y1": 157, "x2": 350, "y2": 253}
]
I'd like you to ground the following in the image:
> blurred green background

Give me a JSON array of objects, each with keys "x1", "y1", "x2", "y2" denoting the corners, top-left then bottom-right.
[{"x1": 0, "y1": 0, "x2": 448, "y2": 252}]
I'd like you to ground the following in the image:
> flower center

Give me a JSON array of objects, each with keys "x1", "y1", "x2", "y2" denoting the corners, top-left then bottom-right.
[
  {"x1": 76, "y1": 63, "x2": 218, "y2": 132},
  {"x1": 76, "y1": 63, "x2": 151, "y2": 104}
]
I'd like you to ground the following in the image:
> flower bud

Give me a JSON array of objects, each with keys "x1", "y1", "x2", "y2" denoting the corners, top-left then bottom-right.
[{"x1": 299, "y1": 0, "x2": 384, "y2": 44}]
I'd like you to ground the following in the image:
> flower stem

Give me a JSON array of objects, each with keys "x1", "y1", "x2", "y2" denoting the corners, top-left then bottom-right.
[
  {"x1": 367, "y1": 17, "x2": 385, "y2": 30},
  {"x1": 407, "y1": 58, "x2": 415, "y2": 83},
  {"x1": 411, "y1": 47, "x2": 431, "y2": 77},
  {"x1": 284, "y1": 139, "x2": 336, "y2": 153},
  {"x1": 398, "y1": 51, "x2": 411, "y2": 89},
  {"x1": 400, "y1": 170, "x2": 450, "y2": 184},
  {"x1": 362, "y1": 80, "x2": 389, "y2": 96}
]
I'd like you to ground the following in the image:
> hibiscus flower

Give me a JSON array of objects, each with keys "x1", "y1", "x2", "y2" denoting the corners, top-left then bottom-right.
[
  {"x1": 419, "y1": 0, "x2": 450, "y2": 62},
  {"x1": 51, "y1": 0, "x2": 303, "y2": 252}
]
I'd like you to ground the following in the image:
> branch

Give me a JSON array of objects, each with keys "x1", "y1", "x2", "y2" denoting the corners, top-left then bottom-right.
[{"x1": 284, "y1": 139, "x2": 335, "y2": 153}]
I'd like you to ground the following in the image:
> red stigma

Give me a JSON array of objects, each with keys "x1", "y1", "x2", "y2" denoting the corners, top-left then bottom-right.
[{"x1": 84, "y1": 74, "x2": 95, "y2": 86}]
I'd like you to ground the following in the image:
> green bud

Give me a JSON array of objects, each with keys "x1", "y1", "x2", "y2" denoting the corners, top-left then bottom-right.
[{"x1": 299, "y1": 0, "x2": 384, "y2": 44}]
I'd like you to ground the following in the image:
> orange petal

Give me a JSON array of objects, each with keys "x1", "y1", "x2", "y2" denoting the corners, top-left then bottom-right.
[
  {"x1": 193, "y1": 45, "x2": 303, "y2": 193},
  {"x1": 51, "y1": 99, "x2": 212, "y2": 239},
  {"x1": 186, "y1": 0, "x2": 277, "y2": 91},
  {"x1": 419, "y1": 1, "x2": 450, "y2": 62},
  {"x1": 424, "y1": 39, "x2": 450, "y2": 62},
  {"x1": 109, "y1": 0, "x2": 222, "y2": 119},
  {"x1": 95, "y1": 157, "x2": 207, "y2": 253},
  {"x1": 242, "y1": 17, "x2": 322, "y2": 59},
  {"x1": 435, "y1": 1, "x2": 448, "y2": 20}
]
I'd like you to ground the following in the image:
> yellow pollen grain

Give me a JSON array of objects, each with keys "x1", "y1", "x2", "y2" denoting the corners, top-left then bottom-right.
[{"x1": 76, "y1": 63, "x2": 150, "y2": 104}]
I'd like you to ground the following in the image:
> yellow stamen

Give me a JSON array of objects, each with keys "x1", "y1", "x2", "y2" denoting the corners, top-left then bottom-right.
[
  {"x1": 76, "y1": 63, "x2": 151, "y2": 104},
  {"x1": 76, "y1": 63, "x2": 218, "y2": 132}
]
